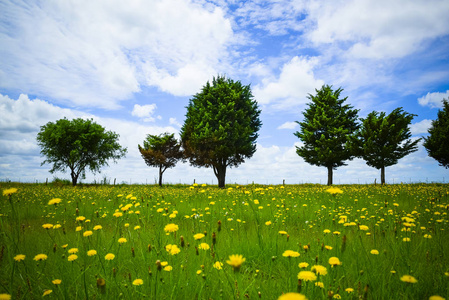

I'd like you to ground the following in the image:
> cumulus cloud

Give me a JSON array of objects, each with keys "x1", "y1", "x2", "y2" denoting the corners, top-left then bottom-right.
[
  {"x1": 418, "y1": 90, "x2": 449, "y2": 108},
  {"x1": 277, "y1": 121, "x2": 298, "y2": 130},
  {"x1": 169, "y1": 118, "x2": 183, "y2": 128},
  {"x1": 0, "y1": 0, "x2": 234, "y2": 108},
  {"x1": 410, "y1": 119, "x2": 432, "y2": 135},
  {"x1": 131, "y1": 104, "x2": 160, "y2": 122},
  {"x1": 253, "y1": 56, "x2": 324, "y2": 110}
]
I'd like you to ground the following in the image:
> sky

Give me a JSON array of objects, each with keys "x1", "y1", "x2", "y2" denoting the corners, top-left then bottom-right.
[{"x1": 1, "y1": 0, "x2": 449, "y2": 185}]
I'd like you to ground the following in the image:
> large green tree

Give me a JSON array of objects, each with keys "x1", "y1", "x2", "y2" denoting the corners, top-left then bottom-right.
[
  {"x1": 423, "y1": 99, "x2": 449, "y2": 169},
  {"x1": 37, "y1": 118, "x2": 127, "y2": 186},
  {"x1": 138, "y1": 133, "x2": 183, "y2": 186},
  {"x1": 294, "y1": 85, "x2": 359, "y2": 185},
  {"x1": 355, "y1": 108, "x2": 420, "y2": 184},
  {"x1": 180, "y1": 75, "x2": 262, "y2": 188}
]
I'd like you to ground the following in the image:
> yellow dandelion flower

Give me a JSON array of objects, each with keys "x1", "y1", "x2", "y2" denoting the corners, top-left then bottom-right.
[
  {"x1": 48, "y1": 198, "x2": 61, "y2": 205},
  {"x1": 345, "y1": 288, "x2": 354, "y2": 293},
  {"x1": 68, "y1": 248, "x2": 78, "y2": 254},
  {"x1": 323, "y1": 229, "x2": 331, "y2": 234},
  {"x1": 52, "y1": 279, "x2": 62, "y2": 285},
  {"x1": 42, "y1": 223, "x2": 53, "y2": 229},
  {"x1": 196, "y1": 270, "x2": 202, "y2": 275},
  {"x1": 403, "y1": 237, "x2": 411, "y2": 242},
  {"x1": 265, "y1": 221, "x2": 272, "y2": 225},
  {"x1": 359, "y1": 225, "x2": 369, "y2": 231},
  {"x1": 370, "y1": 249, "x2": 379, "y2": 255},
  {"x1": 333, "y1": 294, "x2": 341, "y2": 299},
  {"x1": 282, "y1": 250, "x2": 300, "y2": 258},
  {"x1": 113, "y1": 212, "x2": 123, "y2": 218},
  {"x1": 42, "y1": 290, "x2": 52, "y2": 296},
  {"x1": 329, "y1": 257, "x2": 342, "y2": 266},
  {"x1": 83, "y1": 231, "x2": 93, "y2": 237},
  {"x1": 315, "y1": 281, "x2": 324, "y2": 288},
  {"x1": 298, "y1": 262, "x2": 309, "y2": 268},
  {"x1": 33, "y1": 254, "x2": 48, "y2": 261},
  {"x1": 277, "y1": 292, "x2": 308, "y2": 300},
  {"x1": 76, "y1": 216, "x2": 86, "y2": 222},
  {"x1": 297, "y1": 271, "x2": 317, "y2": 282},
  {"x1": 3, "y1": 188, "x2": 18, "y2": 196},
  {"x1": 105, "y1": 253, "x2": 115, "y2": 260},
  {"x1": 161, "y1": 261, "x2": 168, "y2": 267},
  {"x1": 199, "y1": 243, "x2": 210, "y2": 250},
  {"x1": 0, "y1": 294, "x2": 11, "y2": 300},
  {"x1": 194, "y1": 233, "x2": 205, "y2": 240},
  {"x1": 134, "y1": 225, "x2": 141, "y2": 230},
  {"x1": 226, "y1": 254, "x2": 246, "y2": 269},
  {"x1": 132, "y1": 279, "x2": 143, "y2": 286},
  {"x1": 163, "y1": 265, "x2": 173, "y2": 271},
  {"x1": 325, "y1": 245, "x2": 333, "y2": 250},
  {"x1": 53, "y1": 224, "x2": 61, "y2": 229},
  {"x1": 118, "y1": 237, "x2": 127, "y2": 244},
  {"x1": 75, "y1": 226, "x2": 82, "y2": 231},
  {"x1": 14, "y1": 254, "x2": 25, "y2": 262},
  {"x1": 429, "y1": 296, "x2": 445, "y2": 300},
  {"x1": 400, "y1": 275, "x2": 417, "y2": 283},
  {"x1": 311, "y1": 265, "x2": 327, "y2": 276},
  {"x1": 87, "y1": 250, "x2": 97, "y2": 256},
  {"x1": 213, "y1": 261, "x2": 223, "y2": 270},
  {"x1": 68, "y1": 254, "x2": 78, "y2": 261},
  {"x1": 278, "y1": 231, "x2": 287, "y2": 235},
  {"x1": 326, "y1": 187, "x2": 343, "y2": 195},
  {"x1": 165, "y1": 244, "x2": 181, "y2": 255},
  {"x1": 164, "y1": 223, "x2": 179, "y2": 233}
]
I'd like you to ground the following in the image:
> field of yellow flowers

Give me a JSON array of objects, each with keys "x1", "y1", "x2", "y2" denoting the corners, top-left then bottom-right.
[{"x1": 1, "y1": 183, "x2": 448, "y2": 300}]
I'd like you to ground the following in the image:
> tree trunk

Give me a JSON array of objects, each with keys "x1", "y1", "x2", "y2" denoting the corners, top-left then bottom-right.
[
  {"x1": 159, "y1": 165, "x2": 164, "y2": 187},
  {"x1": 327, "y1": 166, "x2": 333, "y2": 186},
  {"x1": 71, "y1": 171, "x2": 79, "y2": 186},
  {"x1": 380, "y1": 166, "x2": 385, "y2": 185},
  {"x1": 213, "y1": 164, "x2": 227, "y2": 188}
]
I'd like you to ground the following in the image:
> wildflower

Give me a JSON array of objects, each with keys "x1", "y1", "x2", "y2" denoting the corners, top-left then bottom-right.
[
  {"x1": 52, "y1": 279, "x2": 62, "y2": 285},
  {"x1": 105, "y1": 253, "x2": 115, "y2": 260},
  {"x1": 53, "y1": 224, "x2": 61, "y2": 229},
  {"x1": 87, "y1": 250, "x2": 97, "y2": 256},
  {"x1": 199, "y1": 243, "x2": 210, "y2": 250},
  {"x1": 278, "y1": 230, "x2": 288, "y2": 235},
  {"x1": 62, "y1": 244, "x2": 68, "y2": 249},
  {"x1": 132, "y1": 279, "x2": 143, "y2": 286},
  {"x1": 113, "y1": 212, "x2": 123, "y2": 218},
  {"x1": 329, "y1": 257, "x2": 342, "y2": 266},
  {"x1": 326, "y1": 187, "x2": 343, "y2": 195},
  {"x1": 333, "y1": 294, "x2": 341, "y2": 299},
  {"x1": 196, "y1": 270, "x2": 202, "y2": 275},
  {"x1": 323, "y1": 229, "x2": 331, "y2": 234},
  {"x1": 277, "y1": 293, "x2": 308, "y2": 300},
  {"x1": 76, "y1": 226, "x2": 82, "y2": 231},
  {"x1": 311, "y1": 265, "x2": 327, "y2": 276},
  {"x1": 33, "y1": 254, "x2": 48, "y2": 261},
  {"x1": 165, "y1": 244, "x2": 181, "y2": 255},
  {"x1": 48, "y1": 198, "x2": 61, "y2": 205},
  {"x1": 429, "y1": 296, "x2": 445, "y2": 300},
  {"x1": 282, "y1": 250, "x2": 300, "y2": 258},
  {"x1": 161, "y1": 261, "x2": 168, "y2": 267},
  {"x1": 403, "y1": 237, "x2": 411, "y2": 242},
  {"x1": 265, "y1": 221, "x2": 272, "y2": 225},
  {"x1": 324, "y1": 245, "x2": 332, "y2": 250},
  {"x1": 298, "y1": 262, "x2": 309, "y2": 268},
  {"x1": 68, "y1": 254, "x2": 78, "y2": 261},
  {"x1": 424, "y1": 234, "x2": 432, "y2": 239},
  {"x1": 164, "y1": 223, "x2": 179, "y2": 233},
  {"x1": 93, "y1": 225, "x2": 102, "y2": 230},
  {"x1": 42, "y1": 290, "x2": 52, "y2": 296},
  {"x1": 42, "y1": 224, "x2": 53, "y2": 229},
  {"x1": 3, "y1": 188, "x2": 17, "y2": 196},
  {"x1": 359, "y1": 225, "x2": 369, "y2": 231},
  {"x1": 134, "y1": 225, "x2": 141, "y2": 230},
  {"x1": 118, "y1": 238, "x2": 127, "y2": 244},
  {"x1": 14, "y1": 254, "x2": 25, "y2": 262},
  {"x1": 345, "y1": 288, "x2": 354, "y2": 293},
  {"x1": 226, "y1": 254, "x2": 246, "y2": 269},
  {"x1": 213, "y1": 261, "x2": 223, "y2": 270},
  {"x1": 315, "y1": 281, "x2": 324, "y2": 288},
  {"x1": 83, "y1": 231, "x2": 93, "y2": 237},
  {"x1": 194, "y1": 233, "x2": 205, "y2": 240},
  {"x1": 333, "y1": 231, "x2": 341, "y2": 235},
  {"x1": 370, "y1": 249, "x2": 379, "y2": 255},
  {"x1": 0, "y1": 294, "x2": 11, "y2": 300},
  {"x1": 68, "y1": 248, "x2": 78, "y2": 254},
  {"x1": 400, "y1": 275, "x2": 417, "y2": 283},
  {"x1": 164, "y1": 265, "x2": 173, "y2": 271},
  {"x1": 297, "y1": 271, "x2": 317, "y2": 282}
]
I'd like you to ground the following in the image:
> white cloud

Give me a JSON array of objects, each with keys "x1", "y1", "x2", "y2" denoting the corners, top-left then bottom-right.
[
  {"x1": 0, "y1": 0, "x2": 234, "y2": 108},
  {"x1": 169, "y1": 118, "x2": 183, "y2": 128},
  {"x1": 131, "y1": 104, "x2": 158, "y2": 122},
  {"x1": 253, "y1": 56, "x2": 324, "y2": 110},
  {"x1": 418, "y1": 90, "x2": 449, "y2": 108},
  {"x1": 410, "y1": 119, "x2": 432, "y2": 135},
  {"x1": 277, "y1": 121, "x2": 298, "y2": 130}
]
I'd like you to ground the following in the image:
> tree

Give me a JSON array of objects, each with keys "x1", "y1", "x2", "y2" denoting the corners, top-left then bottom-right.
[
  {"x1": 355, "y1": 108, "x2": 420, "y2": 184},
  {"x1": 37, "y1": 118, "x2": 127, "y2": 186},
  {"x1": 180, "y1": 75, "x2": 262, "y2": 188},
  {"x1": 294, "y1": 85, "x2": 359, "y2": 185},
  {"x1": 423, "y1": 99, "x2": 449, "y2": 169},
  {"x1": 138, "y1": 133, "x2": 183, "y2": 186}
]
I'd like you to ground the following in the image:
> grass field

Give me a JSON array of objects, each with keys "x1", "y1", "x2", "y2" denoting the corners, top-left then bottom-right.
[{"x1": 0, "y1": 183, "x2": 448, "y2": 299}]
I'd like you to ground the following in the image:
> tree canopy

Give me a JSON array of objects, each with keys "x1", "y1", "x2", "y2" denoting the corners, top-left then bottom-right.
[
  {"x1": 294, "y1": 85, "x2": 359, "y2": 185},
  {"x1": 138, "y1": 133, "x2": 183, "y2": 186},
  {"x1": 180, "y1": 75, "x2": 262, "y2": 188},
  {"x1": 36, "y1": 118, "x2": 127, "y2": 186},
  {"x1": 423, "y1": 99, "x2": 449, "y2": 169},
  {"x1": 355, "y1": 108, "x2": 420, "y2": 184}
]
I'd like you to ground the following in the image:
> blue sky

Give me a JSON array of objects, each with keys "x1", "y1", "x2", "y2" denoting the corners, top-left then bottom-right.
[{"x1": 1, "y1": 0, "x2": 449, "y2": 185}]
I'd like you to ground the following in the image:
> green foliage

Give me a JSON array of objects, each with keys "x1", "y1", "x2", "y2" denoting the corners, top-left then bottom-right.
[
  {"x1": 355, "y1": 108, "x2": 420, "y2": 183},
  {"x1": 423, "y1": 99, "x2": 449, "y2": 168},
  {"x1": 180, "y1": 75, "x2": 262, "y2": 187},
  {"x1": 36, "y1": 118, "x2": 127, "y2": 186},
  {"x1": 138, "y1": 133, "x2": 183, "y2": 186},
  {"x1": 294, "y1": 85, "x2": 359, "y2": 185}
]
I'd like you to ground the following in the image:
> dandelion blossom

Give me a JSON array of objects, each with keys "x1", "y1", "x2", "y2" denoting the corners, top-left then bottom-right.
[
  {"x1": 311, "y1": 265, "x2": 327, "y2": 276},
  {"x1": 359, "y1": 225, "x2": 369, "y2": 231},
  {"x1": 33, "y1": 254, "x2": 48, "y2": 261},
  {"x1": 194, "y1": 233, "x2": 205, "y2": 240},
  {"x1": 329, "y1": 257, "x2": 342, "y2": 267},
  {"x1": 42, "y1": 223, "x2": 53, "y2": 229},
  {"x1": 199, "y1": 243, "x2": 210, "y2": 250},
  {"x1": 14, "y1": 254, "x2": 25, "y2": 262},
  {"x1": 0, "y1": 294, "x2": 11, "y2": 300},
  {"x1": 68, "y1": 248, "x2": 79, "y2": 254},
  {"x1": 345, "y1": 288, "x2": 354, "y2": 293},
  {"x1": 163, "y1": 265, "x2": 173, "y2": 271},
  {"x1": 400, "y1": 275, "x2": 417, "y2": 283},
  {"x1": 429, "y1": 296, "x2": 445, "y2": 300},
  {"x1": 326, "y1": 187, "x2": 343, "y2": 195},
  {"x1": 164, "y1": 223, "x2": 179, "y2": 233},
  {"x1": 315, "y1": 282, "x2": 324, "y2": 288},
  {"x1": 3, "y1": 188, "x2": 18, "y2": 196},
  {"x1": 370, "y1": 249, "x2": 379, "y2": 255},
  {"x1": 83, "y1": 231, "x2": 93, "y2": 237},
  {"x1": 226, "y1": 254, "x2": 246, "y2": 269},
  {"x1": 278, "y1": 231, "x2": 288, "y2": 235},
  {"x1": 297, "y1": 271, "x2": 317, "y2": 282},
  {"x1": 298, "y1": 262, "x2": 309, "y2": 269},
  {"x1": 68, "y1": 254, "x2": 78, "y2": 261},
  {"x1": 42, "y1": 290, "x2": 52, "y2": 296},
  {"x1": 105, "y1": 253, "x2": 115, "y2": 260},
  {"x1": 52, "y1": 279, "x2": 62, "y2": 285},
  {"x1": 118, "y1": 237, "x2": 127, "y2": 244},
  {"x1": 282, "y1": 250, "x2": 300, "y2": 258},
  {"x1": 165, "y1": 244, "x2": 181, "y2": 255},
  {"x1": 265, "y1": 221, "x2": 272, "y2": 226},
  {"x1": 213, "y1": 261, "x2": 223, "y2": 270},
  {"x1": 87, "y1": 250, "x2": 97, "y2": 256},
  {"x1": 48, "y1": 198, "x2": 61, "y2": 205},
  {"x1": 93, "y1": 225, "x2": 102, "y2": 230},
  {"x1": 277, "y1": 293, "x2": 308, "y2": 300},
  {"x1": 132, "y1": 279, "x2": 143, "y2": 286}
]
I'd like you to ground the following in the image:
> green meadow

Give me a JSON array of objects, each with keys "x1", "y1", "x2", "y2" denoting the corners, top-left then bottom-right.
[{"x1": 0, "y1": 183, "x2": 448, "y2": 299}]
